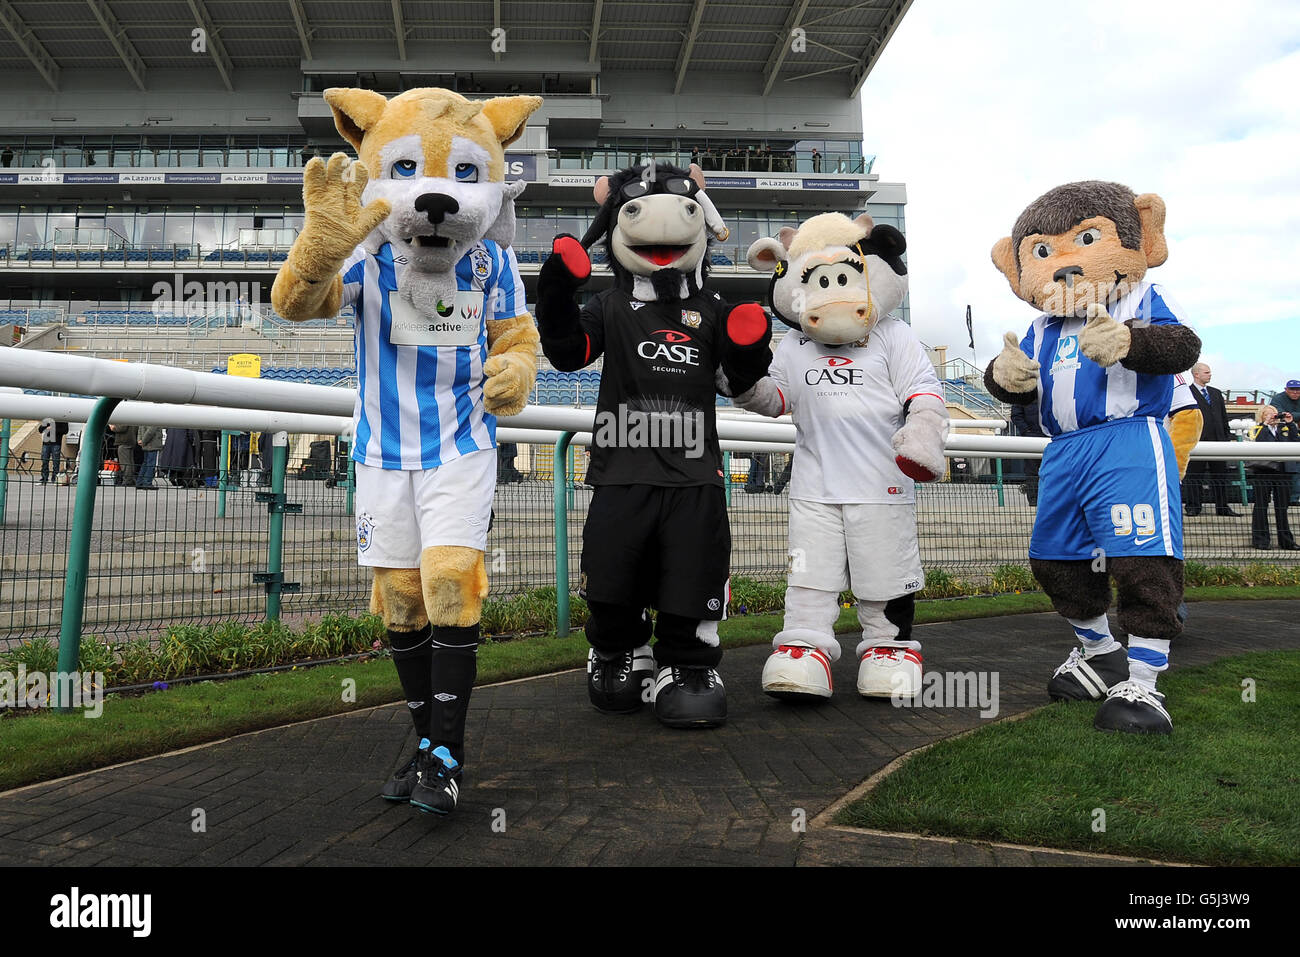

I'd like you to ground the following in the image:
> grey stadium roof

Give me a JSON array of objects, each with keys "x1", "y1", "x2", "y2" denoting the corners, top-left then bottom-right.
[{"x1": 0, "y1": 0, "x2": 911, "y2": 96}]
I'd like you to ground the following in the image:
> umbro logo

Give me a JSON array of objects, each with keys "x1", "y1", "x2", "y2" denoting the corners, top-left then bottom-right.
[
  {"x1": 630, "y1": 301, "x2": 646, "y2": 310},
  {"x1": 407, "y1": 701, "x2": 425, "y2": 709},
  {"x1": 433, "y1": 692, "x2": 457, "y2": 702}
]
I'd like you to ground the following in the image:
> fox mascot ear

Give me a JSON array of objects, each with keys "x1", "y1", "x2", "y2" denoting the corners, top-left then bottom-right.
[
  {"x1": 324, "y1": 88, "x2": 390, "y2": 152},
  {"x1": 480, "y1": 95, "x2": 543, "y2": 148}
]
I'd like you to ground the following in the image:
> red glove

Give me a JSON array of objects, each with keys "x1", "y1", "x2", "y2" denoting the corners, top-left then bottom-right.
[
  {"x1": 726, "y1": 302, "x2": 769, "y2": 347},
  {"x1": 549, "y1": 235, "x2": 591, "y2": 283},
  {"x1": 895, "y1": 456, "x2": 939, "y2": 482}
]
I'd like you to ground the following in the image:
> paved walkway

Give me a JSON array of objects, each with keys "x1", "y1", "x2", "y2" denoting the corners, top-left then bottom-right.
[{"x1": 2, "y1": 601, "x2": 1296, "y2": 866}]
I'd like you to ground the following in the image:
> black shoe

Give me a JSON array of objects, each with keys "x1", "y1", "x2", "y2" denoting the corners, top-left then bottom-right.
[
  {"x1": 1252, "y1": 543, "x2": 1272, "y2": 550},
  {"x1": 1216, "y1": 507, "x2": 1242, "y2": 517},
  {"x1": 1184, "y1": 507, "x2": 1202, "y2": 516},
  {"x1": 380, "y1": 748, "x2": 421, "y2": 802},
  {"x1": 1281, "y1": 542, "x2": 1299, "y2": 551},
  {"x1": 743, "y1": 486, "x2": 764, "y2": 494},
  {"x1": 651, "y1": 665, "x2": 727, "y2": 728},
  {"x1": 409, "y1": 740, "x2": 463, "y2": 815},
  {"x1": 587, "y1": 645, "x2": 654, "y2": 714},
  {"x1": 1094, "y1": 680, "x2": 1172, "y2": 735},
  {"x1": 1047, "y1": 647, "x2": 1129, "y2": 701}
]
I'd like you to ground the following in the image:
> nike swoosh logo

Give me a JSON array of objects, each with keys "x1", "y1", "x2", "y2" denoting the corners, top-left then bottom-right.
[{"x1": 1133, "y1": 537, "x2": 1155, "y2": 546}]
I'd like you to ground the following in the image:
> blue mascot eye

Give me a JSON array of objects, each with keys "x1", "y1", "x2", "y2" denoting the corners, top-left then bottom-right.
[
  {"x1": 455, "y1": 163, "x2": 479, "y2": 182},
  {"x1": 391, "y1": 160, "x2": 418, "y2": 178}
]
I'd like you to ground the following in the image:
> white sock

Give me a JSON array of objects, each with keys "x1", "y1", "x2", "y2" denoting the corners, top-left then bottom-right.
[
  {"x1": 1067, "y1": 615, "x2": 1120, "y2": 657},
  {"x1": 1126, "y1": 636, "x2": 1171, "y2": 692}
]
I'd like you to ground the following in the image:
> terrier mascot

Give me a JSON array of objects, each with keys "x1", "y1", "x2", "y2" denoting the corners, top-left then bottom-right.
[
  {"x1": 738, "y1": 213, "x2": 949, "y2": 701},
  {"x1": 535, "y1": 162, "x2": 771, "y2": 728},
  {"x1": 272, "y1": 87, "x2": 542, "y2": 812},
  {"x1": 984, "y1": 181, "x2": 1201, "y2": 734}
]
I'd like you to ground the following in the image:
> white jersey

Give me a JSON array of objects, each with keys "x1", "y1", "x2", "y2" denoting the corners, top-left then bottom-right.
[
  {"x1": 341, "y1": 239, "x2": 528, "y2": 470},
  {"x1": 768, "y1": 315, "x2": 943, "y2": 504}
]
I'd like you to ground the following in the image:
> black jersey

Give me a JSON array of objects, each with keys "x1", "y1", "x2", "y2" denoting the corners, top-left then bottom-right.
[{"x1": 578, "y1": 287, "x2": 731, "y2": 487}]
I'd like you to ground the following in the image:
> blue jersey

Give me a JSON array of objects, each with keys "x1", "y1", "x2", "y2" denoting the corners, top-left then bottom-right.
[
  {"x1": 340, "y1": 240, "x2": 527, "y2": 470},
  {"x1": 1020, "y1": 282, "x2": 1187, "y2": 437}
]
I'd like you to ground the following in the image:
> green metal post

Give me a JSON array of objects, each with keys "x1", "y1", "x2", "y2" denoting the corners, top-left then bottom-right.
[
  {"x1": 723, "y1": 451, "x2": 732, "y2": 505},
  {"x1": 1237, "y1": 460, "x2": 1248, "y2": 506},
  {"x1": 55, "y1": 396, "x2": 120, "y2": 711},
  {"x1": 266, "y1": 432, "x2": 288, "y2": 621},
  {"x1": 217, "y1": 430, "x2": 230, "y2": 518},
  {"x1": 995, "y1": 457, "x2": 1005, "y2": 507},
  {"x1": 554, "y1": 432, "x2": 575, "y2": 637},
  {"x1": 0, "y1": 418, "x2": 10, "y2": 524},
  {"x1": 567, "y1": 443, "x2": 576, "y2": 511}
]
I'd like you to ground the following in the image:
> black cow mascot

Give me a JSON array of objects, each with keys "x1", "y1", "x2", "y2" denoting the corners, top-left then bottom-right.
[{"x1": 536, "y1": 162, "x2": 771, "y2": 728}]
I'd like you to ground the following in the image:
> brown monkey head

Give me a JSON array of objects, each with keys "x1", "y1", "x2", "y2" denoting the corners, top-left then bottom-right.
[{"x1": 990, "y1": 181, "x2": 1168, "y2": 317}]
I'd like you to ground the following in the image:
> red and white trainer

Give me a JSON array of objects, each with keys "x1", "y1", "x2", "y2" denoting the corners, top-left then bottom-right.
[
  {"x1": 857, "y1": 644, "x2": 923, "y2": 699},
  {"x1": 762, "y1": 642, "x2": 834, "y2": 702}
]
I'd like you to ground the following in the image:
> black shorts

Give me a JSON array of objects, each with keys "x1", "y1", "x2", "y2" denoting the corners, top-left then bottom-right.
[{"x1": 580, "y1": 484, "x2": 730, "y2": 620}]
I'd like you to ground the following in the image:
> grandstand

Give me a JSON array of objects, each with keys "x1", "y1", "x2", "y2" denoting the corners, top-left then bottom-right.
[{"x1": 0, "y1": 0, "x2": 1001, "y2": 418}]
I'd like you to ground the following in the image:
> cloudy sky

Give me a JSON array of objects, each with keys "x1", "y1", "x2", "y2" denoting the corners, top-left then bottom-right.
[{"x1": 858, "y1": 0, "x2": 1300, "y2": 395}]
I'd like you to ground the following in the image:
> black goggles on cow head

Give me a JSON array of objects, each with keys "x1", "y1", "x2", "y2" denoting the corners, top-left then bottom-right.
[{"x1": 620, "y1": 175, "x2": 699, "y2": 202}]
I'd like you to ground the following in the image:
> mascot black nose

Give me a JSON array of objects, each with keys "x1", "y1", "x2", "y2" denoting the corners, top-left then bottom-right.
[
  {"x1": 415, "y1": 193, "x2": 460, "y2": 225},
  {"x1": 1053, "y1": 265, "x2": 1083, "y2": 283}
]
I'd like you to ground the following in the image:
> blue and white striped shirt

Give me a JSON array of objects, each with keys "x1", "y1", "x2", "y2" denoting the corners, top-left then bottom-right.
[
  {"x1": 341, "y1": 239, "x2": 527, "y2": 469},
  {"x1": 1020, "y1": 282, "x2": 1187, "y2": 437}
]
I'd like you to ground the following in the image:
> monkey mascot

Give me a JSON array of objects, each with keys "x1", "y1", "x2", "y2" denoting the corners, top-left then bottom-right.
[
  {"x1": 271, "y1": 87, "x2": 542, "y2": 813},
  {"x1": 535, "y1": 162, "x2": 771, "y2": 728},
  {"x1": 738, "y1": 212, "x2": 948, "y2": 702},
  {"x1": 985, "y1": 181, "x2": 1201, "y2": 734}
]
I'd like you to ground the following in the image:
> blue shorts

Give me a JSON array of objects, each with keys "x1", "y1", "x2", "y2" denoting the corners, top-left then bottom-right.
[{"x1": 1030, "y1": 417, "x2": 1183, "y2": 561}]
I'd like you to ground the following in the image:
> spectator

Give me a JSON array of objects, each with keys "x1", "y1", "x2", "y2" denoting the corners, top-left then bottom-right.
[
  {"x1": 810, "y1": 148, "x2": 821, "y2": 173},
  {"x1": 690, "y1": 146, "x2": 700, "y2": 168},
  {"x1": 1, "y1": 147, "x2": 13, "y2": 168},
  {"x1": 744, "y1": 453, "x2": 771, "y2": 493},
  {"x1": 109, "y1": 424, "x2": 137, "y2": 485},
  {"x1": 1010, "y1": 396, "x2": 1045, "y2": 506},
  {"x1": 1247, "y1": 405, "x2": 1298, "y2": 549},
  {"x1": 136, "y1": 425, "x2": 166, "y2": 490},
  {"x1": 61, "y1": 422, "x2": 81, "y2": 477},
  {"x1": 159, "y1": 427, "x2": 199, "y2": 487},
  {"x1": 1269, "y1": 378, "x2": 1300, "y2": 502},
  {"x1": 38, "y1": 417, "x2": 63, "y2": 484},
  {"x1": 1183, "y1": 362, "x2": 1240, "y2": 516},
  {"x1": 497, "y1": 442, "x2": 523, "y2": 484}
]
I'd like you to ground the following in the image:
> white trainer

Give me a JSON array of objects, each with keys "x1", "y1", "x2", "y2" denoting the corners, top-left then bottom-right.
[
  {"x1": 762, "y1": 643, "x2": 833, "y2": 701},
  {"x1": 857, "y1": 644, "x2": 923, "y2": 699}
]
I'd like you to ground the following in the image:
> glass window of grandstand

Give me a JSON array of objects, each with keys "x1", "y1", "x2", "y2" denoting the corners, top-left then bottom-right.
[
  {"x1": 0, "y1": 135, "x2": 313, "y2": 171},
  {"x1": 552, "y1": 138, "x2": 870, "y2": 175},
  {"x1": 0, "y1": 205, "x2": 303, "y2": 255}
]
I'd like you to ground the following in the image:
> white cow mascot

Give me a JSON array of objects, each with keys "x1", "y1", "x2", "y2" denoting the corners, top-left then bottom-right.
[{"x1": 736, "y1": 212, "x2": 949, "y2": 701}]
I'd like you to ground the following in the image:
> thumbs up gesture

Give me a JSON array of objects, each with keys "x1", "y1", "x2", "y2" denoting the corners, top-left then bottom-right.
[
  {"x1": 1079, "y1": 303, "x2": 1131, "y2": 367},
  {"x1": 991, "y1": 331, "x2": 1040, "y2": 394}
]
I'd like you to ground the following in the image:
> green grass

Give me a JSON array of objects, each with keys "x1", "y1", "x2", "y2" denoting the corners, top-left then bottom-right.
[
  {"x1": 0, "y1": 588, "x2": 1294, "y2": 794},
  {"x1": 835, "y1": 650, "x2": 1300, "y2": 866}
]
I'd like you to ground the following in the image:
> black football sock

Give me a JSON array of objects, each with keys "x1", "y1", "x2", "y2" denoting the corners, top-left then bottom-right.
[
  {"x1": 389, "y1": 625, "x2": 433, "y2": 740},
  {"x1": 429, "y1": 625, "x2": 480, "y2": 767}
]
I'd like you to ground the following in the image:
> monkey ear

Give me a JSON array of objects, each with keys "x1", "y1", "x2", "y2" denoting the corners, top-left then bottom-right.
[
  {"x1": 593, "y1": 176, "x2": 612, "y2": 205},
  {"x1": 1135, "y1": 193, "x2": 1168, "y2": 268},
  {"x1": 991, "y1": 236, "x2": 1019, "y2": 290}
]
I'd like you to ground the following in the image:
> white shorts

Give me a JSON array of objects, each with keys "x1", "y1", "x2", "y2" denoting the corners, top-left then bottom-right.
[
  {"x1": 354, "y1": 449, "x2": 495, "y2": 566},
  {"x1": 787, "y1": 498, "x2": 924, "y2": 600}
]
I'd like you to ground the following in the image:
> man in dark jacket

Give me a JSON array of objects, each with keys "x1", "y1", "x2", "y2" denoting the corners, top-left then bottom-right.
[
  {"x1": 1183, "y1": 363, "x2": 1240, "y2": 516},
  {"x1": 1009, "y1": 396, "x2": 1045, "y2": 506}
]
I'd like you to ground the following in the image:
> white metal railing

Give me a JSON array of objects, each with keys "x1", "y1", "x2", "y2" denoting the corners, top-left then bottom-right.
[{"x1": 5, "y1": 352, "x2": 1296, "y2": 464}]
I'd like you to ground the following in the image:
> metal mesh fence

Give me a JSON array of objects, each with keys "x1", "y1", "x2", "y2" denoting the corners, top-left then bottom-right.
[{"x1": 2, "y1": 439, "x2": 1297, "y2": 649}]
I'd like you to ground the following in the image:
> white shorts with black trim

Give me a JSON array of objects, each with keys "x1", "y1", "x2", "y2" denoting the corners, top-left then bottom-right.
[
  {"x1": 353, "y1": 449, "x2": 495, "y2": 566},
  {"x1": 786, "y1": 498, "x2": 924, "y2": 600}
]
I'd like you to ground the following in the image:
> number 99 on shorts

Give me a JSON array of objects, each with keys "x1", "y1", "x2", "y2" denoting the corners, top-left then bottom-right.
[{"x1": 1110, "y1": 502, "x2": 1156, "y2": 539}]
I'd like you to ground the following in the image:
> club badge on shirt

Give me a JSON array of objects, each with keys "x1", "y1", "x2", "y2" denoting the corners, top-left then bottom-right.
[{"x1": 681, "y1": 309, "x2": 702, "y2": 328}]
